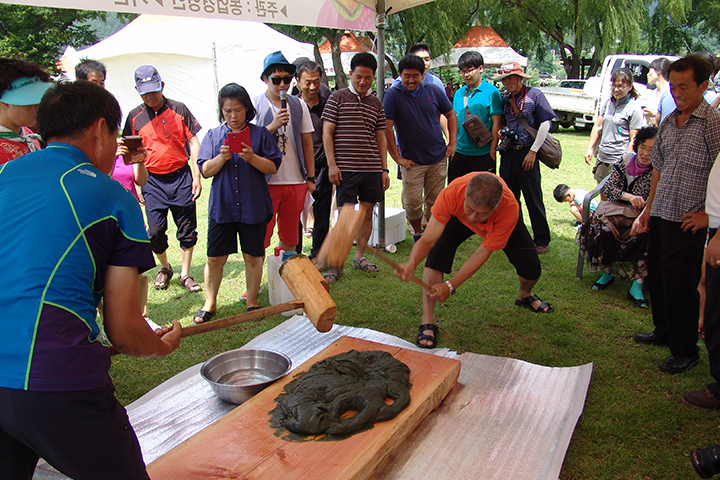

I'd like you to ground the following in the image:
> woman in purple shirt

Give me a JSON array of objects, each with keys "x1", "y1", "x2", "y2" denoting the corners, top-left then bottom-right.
[{"x1": 194, "y1": 83, "x2": 282, "y2": 323}]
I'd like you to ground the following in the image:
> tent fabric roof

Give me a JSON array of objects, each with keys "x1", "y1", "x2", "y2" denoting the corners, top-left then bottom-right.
[
  {"x1": 453, "y1": 26, "x2": 509, "y2": 49},
  {"x1": 431, "y1": 26, "x2": 527, "y2": 69},
  {"x1": 319, "y1": 32, "x2": 372, "y2": 53},
  {"x1": 64, "y1": 14, "x2": 313, "y2": 140}
]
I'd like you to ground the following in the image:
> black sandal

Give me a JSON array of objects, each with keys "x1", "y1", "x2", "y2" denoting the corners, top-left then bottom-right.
[
  {"x1": 416, "y1": 324, "x2": 439, "y2": 349},
  {"x1": 193, "y1": 309, "x2": 214, "y2": 325},
  {"x1": 515, "y1": 294, "x2": 554, "y2": 313}
]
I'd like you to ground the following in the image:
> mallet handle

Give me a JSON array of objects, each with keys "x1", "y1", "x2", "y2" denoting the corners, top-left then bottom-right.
[
  {"x1": 109, "y1": 300, "x2": 306, "y2": 357},
  {"x1": 366, "y1": 246, "x2": 434, "y2": 292}
]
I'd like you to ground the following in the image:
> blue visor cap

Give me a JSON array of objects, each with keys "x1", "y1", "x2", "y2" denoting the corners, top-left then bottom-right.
[{"x1": 0, "y1": 76, "x2": 52, "y2": 106}]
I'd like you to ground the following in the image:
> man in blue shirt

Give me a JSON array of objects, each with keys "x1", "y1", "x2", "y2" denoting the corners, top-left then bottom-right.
[
  {"x1": 384, "y1": 54, "x2": 458, "y2": 239},
  {"x1": 451, "y1": 51, "x2": 503, "y2": 181},
  {"x1": 390, "y1": 43, "x2": 445, "y2": 90},
  {"x1": 0, "y1": 81, "x2": 181, "y2": 479}
]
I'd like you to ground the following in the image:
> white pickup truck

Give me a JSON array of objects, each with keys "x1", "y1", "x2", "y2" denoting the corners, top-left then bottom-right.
[{"x1": 539, "y1": 54, "x2": 678, "y2": 131}]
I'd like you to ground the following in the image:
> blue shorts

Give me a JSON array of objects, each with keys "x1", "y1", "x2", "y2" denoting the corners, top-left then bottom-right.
[{"x1": 143, "y1": 164, "x2": 198, "y2": 253}]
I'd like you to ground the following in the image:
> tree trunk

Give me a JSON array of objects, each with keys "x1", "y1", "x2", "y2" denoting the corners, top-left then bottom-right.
[
  {"x1": 324, "y1": 29, "x2": 347, "y2": 89},
  {"x1": 313, "y1": 43, "x2": 329, "y2": 85}
]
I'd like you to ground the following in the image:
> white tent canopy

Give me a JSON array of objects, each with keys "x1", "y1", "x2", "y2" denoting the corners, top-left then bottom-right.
[{"x1": 63, "y1": 14, "x2": 314, "y2": 137}]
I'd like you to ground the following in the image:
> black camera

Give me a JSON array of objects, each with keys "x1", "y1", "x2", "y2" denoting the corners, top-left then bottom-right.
[
  {"x1": 496, "y1": 127, "x2": 519, "y2": 153},
  {"x1": 692, "y1": 445, "x2": 720, "y2": 478}
]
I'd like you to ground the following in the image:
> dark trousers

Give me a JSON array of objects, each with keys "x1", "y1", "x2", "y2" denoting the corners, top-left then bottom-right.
[
  {"x1": 143, "y1": 164, "x2": 198, "y2": 254},
  {"x1": 310, "y1": 166, "x2": 333, "y2": 258},
  {"x1": 704, "y1": 230, "x2": 720, "y2": 397},
  {"x1": 447, "y1": 152, "x2": 495, "y2": 183},
  {"x1": 499, "y1": 147, "x2": 550, "y2": 247},
  {"x1": 0, "y1": 384, "x2": 149, "y2": 480},
  {"x1": 647, "y1": 217, "x2": 705, "y2": 358}
]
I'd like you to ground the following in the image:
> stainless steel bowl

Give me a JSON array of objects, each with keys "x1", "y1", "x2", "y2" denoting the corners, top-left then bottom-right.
[{"x1": 201, "y1": 348, "x2": 292, "y2": 404}]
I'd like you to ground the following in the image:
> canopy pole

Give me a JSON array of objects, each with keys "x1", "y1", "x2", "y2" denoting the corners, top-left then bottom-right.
[{"x1": 376, "y1": 0, "x2": 387, "y2": 249}]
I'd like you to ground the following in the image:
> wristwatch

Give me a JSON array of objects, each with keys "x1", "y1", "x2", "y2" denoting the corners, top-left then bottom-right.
[
  {"x1": 306, "y1": 176, "x2": 316, "y2": 183},
  {"x1": 382, "y1": 169, "x2": 390, "y2": 173},
  {"x1": 445, "y1": 280, "x2": 456, "y2": 295}
]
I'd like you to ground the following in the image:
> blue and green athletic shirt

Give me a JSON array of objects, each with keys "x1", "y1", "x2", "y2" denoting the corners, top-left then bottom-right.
[{"x1": 0, "y1": 143, "x2": 154, "y2": 391}]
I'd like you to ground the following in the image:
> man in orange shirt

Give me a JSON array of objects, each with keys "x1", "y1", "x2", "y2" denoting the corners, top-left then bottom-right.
[{"x1": 397, "y1": 172, "x2": 553, "y2": 348}]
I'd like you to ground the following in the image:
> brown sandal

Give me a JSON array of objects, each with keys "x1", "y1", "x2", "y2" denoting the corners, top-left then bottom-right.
[
  {"x1": 179, "y1": 274, "x2": 201, "y2": 292},
  {"x1": 154, "y1": 265, "x2": 173, "y2": 290}
]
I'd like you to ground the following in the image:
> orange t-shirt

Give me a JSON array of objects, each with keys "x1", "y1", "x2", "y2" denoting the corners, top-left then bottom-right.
[{"x1": 431, "y1": 172, "x2": 519, "y2": 251}]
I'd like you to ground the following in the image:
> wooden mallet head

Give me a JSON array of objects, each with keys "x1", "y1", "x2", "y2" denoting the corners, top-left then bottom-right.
[
  {"x1": 315, "y1": 204, "x2": 368, "y2": 270},
  {"x1": 279, "y1": 254, "x2": 336, "y2": 332}
]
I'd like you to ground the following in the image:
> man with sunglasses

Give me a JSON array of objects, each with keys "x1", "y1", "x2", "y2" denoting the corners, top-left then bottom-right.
[
  {"x1": 123, "y1": 65, "x2": 203, "y2": 293},
  {"x1": 451, "y1": 51, "x2": 503, "y2": 182},
  {"x1": 253, "y1": 51, "x2": 315, "y2": 260}
]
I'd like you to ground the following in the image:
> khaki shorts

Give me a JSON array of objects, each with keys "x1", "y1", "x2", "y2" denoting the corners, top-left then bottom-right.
[
  {"x1": 400, "y1": 161, "x2": 447, "y2": 222},
  {"x1": 592, "y1": 159, "x2": 615, "y2": 183}
]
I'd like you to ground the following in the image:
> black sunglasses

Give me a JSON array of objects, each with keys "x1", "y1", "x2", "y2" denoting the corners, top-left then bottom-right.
[{"x1": 270, "y1": 76, "x2": 293, "y2": 85}]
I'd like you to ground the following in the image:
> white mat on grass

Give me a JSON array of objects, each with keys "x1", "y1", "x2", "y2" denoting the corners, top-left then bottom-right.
[{"x1": 34, "y1": 315, "x2": 591, "y2": 480}]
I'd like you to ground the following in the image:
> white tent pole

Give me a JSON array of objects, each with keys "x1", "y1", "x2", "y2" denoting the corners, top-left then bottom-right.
[
  {"x1": 212, "y1": 42, "x2": 219, "y2": 100},
  {"x1": 376, "y1": 0, "x2": 386, "y2": 248}
]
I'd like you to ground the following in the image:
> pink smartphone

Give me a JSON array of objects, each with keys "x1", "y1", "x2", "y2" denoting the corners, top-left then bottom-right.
[{"x1": 227, "y1": 127, "x2": 251, "y2": 153}]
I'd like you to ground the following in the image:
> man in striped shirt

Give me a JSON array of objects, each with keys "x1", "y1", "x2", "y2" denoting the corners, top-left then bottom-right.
[{"x1": 322, "y1": 52, "x2": 389, "y2": 273}]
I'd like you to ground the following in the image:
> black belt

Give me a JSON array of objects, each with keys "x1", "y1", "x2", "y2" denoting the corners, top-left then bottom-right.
[{"x1": 149, "y1": 163, "x2": 189, "y2": 180}]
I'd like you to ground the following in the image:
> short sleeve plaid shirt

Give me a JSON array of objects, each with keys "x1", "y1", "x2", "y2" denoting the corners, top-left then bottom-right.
[{"x1": 650, "y1": 100, "x2": 720, "y2": 222}]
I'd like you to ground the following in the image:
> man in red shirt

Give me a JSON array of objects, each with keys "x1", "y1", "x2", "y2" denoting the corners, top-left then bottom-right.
[
  {"x1": 397, "y1": 172, "x2": 553, "y2": 348},
  {"x1": 123, "y1": 65, "x2": 203, "y2": 293}
]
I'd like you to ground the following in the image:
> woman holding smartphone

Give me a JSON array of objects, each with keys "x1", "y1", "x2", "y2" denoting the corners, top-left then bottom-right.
[{"x1": 194, "y1": 83, "x2": 282, "y2": 323}]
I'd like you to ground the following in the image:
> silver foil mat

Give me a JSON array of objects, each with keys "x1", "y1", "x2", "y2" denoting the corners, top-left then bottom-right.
[{"x1": 34, "y1": 315, "x2": 592, "y2": 480}]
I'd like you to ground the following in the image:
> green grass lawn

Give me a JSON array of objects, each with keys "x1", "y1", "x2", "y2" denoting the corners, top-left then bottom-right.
[{"x1": 110, "y1": 128, "x2": 718, "y2": 479}]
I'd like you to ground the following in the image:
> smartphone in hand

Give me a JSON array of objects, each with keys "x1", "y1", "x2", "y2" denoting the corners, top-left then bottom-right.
[
  {"x1": 121, "y1": 135, "x2": 145, "y2": 164},
  {"x1": 227, "y1": 127, "x2": 251, "y2": 154}
]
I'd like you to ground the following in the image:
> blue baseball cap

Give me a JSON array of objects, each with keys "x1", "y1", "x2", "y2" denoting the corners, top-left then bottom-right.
[
  {"x1": 134, "y1": 65, "x2": 163, "y2": 95},
  {"x1": 261, "y1": 51, "x2": 296, "y2": 80},
  {"x1": 0, "y1": 76, "x2": 52, "y2": 106}
]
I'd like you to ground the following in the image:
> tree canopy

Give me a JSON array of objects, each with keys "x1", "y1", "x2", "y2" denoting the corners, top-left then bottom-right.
[{"x1": 0, "y1": 5, "x2": 106, "y2": 72}]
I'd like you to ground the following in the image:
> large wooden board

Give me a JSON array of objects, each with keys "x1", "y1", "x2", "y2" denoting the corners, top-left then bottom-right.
[{"x1": 147, "y1": 336, "x2": 461, "y2": 480}]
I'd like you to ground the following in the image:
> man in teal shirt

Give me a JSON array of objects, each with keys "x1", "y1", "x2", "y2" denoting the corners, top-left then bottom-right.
[{"x1": 451, "y1": 51, "x2": 503, "y2": 181}]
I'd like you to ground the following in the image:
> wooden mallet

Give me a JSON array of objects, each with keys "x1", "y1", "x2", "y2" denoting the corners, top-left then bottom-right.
[
  {"x1": 316, "y1": 203, "x2": 433, "y2": 292},
  {"x1": 110, "y1": 255, "x2": 336, "y2": 356}
]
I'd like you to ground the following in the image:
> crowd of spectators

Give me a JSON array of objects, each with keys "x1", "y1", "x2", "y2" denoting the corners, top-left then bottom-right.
[{"x1": 1, "y1": 47, "x2": 720, "y2": 478}]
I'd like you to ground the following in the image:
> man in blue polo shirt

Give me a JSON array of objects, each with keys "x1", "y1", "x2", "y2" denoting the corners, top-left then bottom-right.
[
  {"x1": 451, "y1": 51, "x2": 503, "y2": 181},
  {"x1": 0, "y1": 81, "x2": 181, "y2": 479},
  {"x1": 384, "y1": 54, "x2": 458, "y2": 240}
]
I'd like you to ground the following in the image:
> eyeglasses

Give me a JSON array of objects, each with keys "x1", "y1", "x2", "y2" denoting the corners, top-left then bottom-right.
[
  {"x1": 611, "y1": 82, "x2": 631, "y2": 90},
  {"x1": 458, "y1": 67, "x2": 477, "y2": 76},
  {"x1": 270, "y1": 76, "x2": 293, "y2": 85}
]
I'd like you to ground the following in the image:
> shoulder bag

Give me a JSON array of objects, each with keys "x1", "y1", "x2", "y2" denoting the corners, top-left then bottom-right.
[
  {"x1": 462, "y1": 89, "x2": 493, "y2": 148},
  {"x1": 515, "y1": 113, "x2": 562, "y2": 169}
]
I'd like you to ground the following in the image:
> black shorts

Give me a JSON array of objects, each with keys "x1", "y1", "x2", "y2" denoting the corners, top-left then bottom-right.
[
  {"x1": 207, "y1": 216, "x2": 269, "y2": 258},
  {"x1": 426, "y1": 216, "x2": 541, "y2": 280},
  {"x1": 337, "y1": 171, "x2": 383, "y2": 206},
  {"x1": 0, "y1": 384, "x2": 149, "y2": 480}
]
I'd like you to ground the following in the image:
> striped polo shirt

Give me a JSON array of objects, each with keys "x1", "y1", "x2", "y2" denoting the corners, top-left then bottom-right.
[{"x1": 322, "y1": 86, "x2": 386, "y2": 172}]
